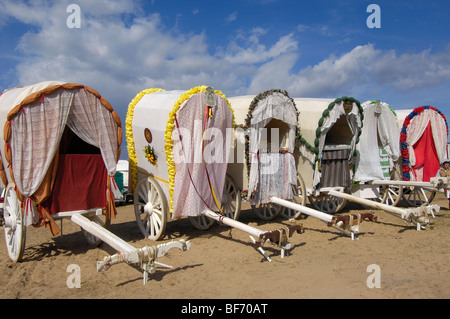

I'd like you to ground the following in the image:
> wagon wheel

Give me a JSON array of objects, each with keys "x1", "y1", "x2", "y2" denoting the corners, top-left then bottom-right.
[
  {"x1": 134, "y1": 177, "x2": 168, "y2": 240},
  {"x1": 80, "y1": 211, "x2": 111, "y2": 246},
  {"x1": 252, "y1": 202, "x2": 283, "y2": 220},
  {"x1": 221, "y1": 174, "x2": 241, "y2": 220},
  {"x1": 402, "y1": 186, "x2": 436, "y2": 207},
  {"x1": 308, "y1": 193, "x2": 347, "y2": 214},
  {"x1": 281, "y1": 173, "x2": 307, "y2": 219},
  {"x1": 3, "y1": 183, "x2": 26, "y2": 262},
  {"x1": 380, "y1": 185, "x2": 403, "y2": 206},
  {"x1": 189, "y1": 214, "x2": 215, "y2": 230}
]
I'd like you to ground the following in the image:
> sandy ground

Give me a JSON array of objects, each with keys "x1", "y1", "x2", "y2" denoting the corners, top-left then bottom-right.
[{"x1": 0, "y1": 192, "x2": 449, "y2": 300}]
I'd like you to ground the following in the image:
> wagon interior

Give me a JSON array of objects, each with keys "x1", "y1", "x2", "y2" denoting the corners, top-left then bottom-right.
[
  {"x1": 259, "y1": 118, "x2": 291, "y2": 152},
  {"x1": 321, "y1": 115, "x2": 353, "y2": 189},
  {"x1": 41, "y1": 127, "x2": 107, "y2": 216}
]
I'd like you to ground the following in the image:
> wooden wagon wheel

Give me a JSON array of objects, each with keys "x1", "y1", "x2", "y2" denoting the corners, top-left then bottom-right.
[
  {"x1": 380, "y1": 184, "x2": 403, "y2": 206},
  {"x1": 252, "y1": 202, "x2": 283, "y2": 220},
  {"x1": 308, "y1": 192, "x2": 347, "y2": 214},
  {"x1": 402, "y1": 186, "x2": 436, "y2": 207},
  {"x1": 220, "y1": 173, "x2": 241, "y2": 220},
  {"x1": 134, "y1": 177, "x2": 168, "y2": 240},
  {"x1": 80, "y1": 211, "x2": 111, "y2": 246},
  {"x1": 280, "y1": 173, "x2": 307, "y2": 219},
  {"x1": 3, "y1": 183, "x2": 26, "y2": 262},
  {"x1": 189, "y1": 214, "x2": 215, "y2": 230}
]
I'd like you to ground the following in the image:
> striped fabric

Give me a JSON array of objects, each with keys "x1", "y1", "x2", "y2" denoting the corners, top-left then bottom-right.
[
  {"x1": 321, "y1": 149, "x2": 351, "y2": 188},
  {"x1": 379, "y1": 148, "x2": 391, "y2": 179}
]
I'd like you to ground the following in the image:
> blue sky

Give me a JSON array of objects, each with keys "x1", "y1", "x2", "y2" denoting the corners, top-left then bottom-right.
[{"x1": 1, "y1": 0, "x2": 450, "y2": 149}]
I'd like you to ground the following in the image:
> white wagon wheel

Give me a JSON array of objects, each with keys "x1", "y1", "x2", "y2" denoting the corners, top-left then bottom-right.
[
  {"x1": 80, "y1": 211, "x2": 111, "y2": 246},
  {"x1": 134, "y1": 177, "x2": 168, "y2": 240},
  {"x1": 190, "y1": 173, "x2": 241, "y2": 229},
  {"x1": 402, "y1": 186, "x2": 436, "y2": 207},
  {"x1": 380, "y1": 185, "x2": 403, "y2": 206},
  {"x1": 281, "y1": 173, "x2": 307, "y2": 219},
  {"x1": 3, "y1": 183, "x2": 26, "y2": 262},
  {"x1": 221, "y1": 173, "x2": 241, "y2": 220},
  {"x1": 308, "y1": 193, "x2": 347, "y2": 214}
]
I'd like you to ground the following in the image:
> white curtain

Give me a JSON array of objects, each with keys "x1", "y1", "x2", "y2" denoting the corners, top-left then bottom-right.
[
  {"x1": 10, "y1": 88, "x2": 118, "y2": 198},
  {"x1": 354, "y1": 102, "x2": 400, "y2": 183},
  {"x1": 247, "y1": 92, "x2": 298, "y2": 204}
]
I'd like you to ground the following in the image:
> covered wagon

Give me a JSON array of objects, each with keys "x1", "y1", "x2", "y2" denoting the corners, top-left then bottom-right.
[
  {"x1": 226, "y1": 89, "x2": 304, "y2": 220},
  {"x1": 352, "y1": 100, "x2": 402, "y2": 205},
  {"x1": 294, "y1": 97, "x2": 364, "y2": 213},
  {"x1": 227, "y1": 90, "x2": 376, "y2": 240},
  {"x1": 0, "y1": 81, "x2": 189, "y2": 283},
  {"x1": 393, "y1": 106, "x2": 449, "y2": 206},
  {"x1": 0, "y1": 81, "x2": 121, "y2": 261},
  {"x1": 126, "y1": 86, "x2": 302, "y2": 259}
]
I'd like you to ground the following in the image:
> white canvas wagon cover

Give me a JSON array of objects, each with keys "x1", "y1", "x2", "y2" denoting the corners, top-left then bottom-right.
[
  {"x1": 0, "y1": 81, "x2": 122, "y2": 234},
  {"x1": 295, "y1": 97, "x2": 363, "y2": 192},
  {"x1": 227, "y1": 89, "x2": 299, "y2": 205},
  {"x1": 126, "y1": 86, "x2": 235, "y2": 218},
  {"x1": 354, "y1": 100, "x2": 400, "y2": 183}
]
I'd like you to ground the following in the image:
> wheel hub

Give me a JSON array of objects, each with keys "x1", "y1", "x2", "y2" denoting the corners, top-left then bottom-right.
[{"x1": 144, "y1": 202, "x2": 154, "y2": 215}]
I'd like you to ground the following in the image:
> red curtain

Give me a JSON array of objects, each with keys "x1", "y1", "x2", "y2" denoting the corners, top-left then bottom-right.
[
  {"x1": 41, "y1": 154, "x2": 107, "y2": 215},
  {"x1": 412, "y1": 122, "x2": 439, "y2": 182}
]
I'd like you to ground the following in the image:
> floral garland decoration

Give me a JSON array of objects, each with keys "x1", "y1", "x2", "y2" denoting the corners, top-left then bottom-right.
[
  {"x1": 164, "y1": 86, "x2": 235, "y2": 212},
  {"x1": 125, "y1": 88, "x2": 165, "y2": 193},
  {"x1": 143, "y1": 145, "x2": 158, "y2": 166},
  {"x1": 295, "y1": 96, "x2": 364, "y2": 170},
  {"x1": 243, "y1": 89, "x2": 299, "y2": 177},
  {"x1": 400, "y1": 105, "x2": 448, "y2": 181}
]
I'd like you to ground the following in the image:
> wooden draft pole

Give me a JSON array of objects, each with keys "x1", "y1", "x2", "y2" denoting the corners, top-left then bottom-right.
[
  {"x1": 201, "y1": 209, "x2": 304, "y2": 261},
  {"x1": 270, "y1": 197, "x2": 376, "y2": 240},
  {"x1": 326, "y1": 189, "x2": 439, "y2": 231},
  {"x1": 71, "y1": 214, "x2": 191, "y2": 285}
]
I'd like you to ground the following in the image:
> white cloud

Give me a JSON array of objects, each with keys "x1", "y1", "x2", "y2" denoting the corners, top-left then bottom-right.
[
  {"x1": 220, "y1": 30, "x2": 297, "y2": 64},
  {"x1": 225, "y1": 11, "x2": 238, "y2": 23},
  {"x1": 2, "y1": 0, "x2": 450, "y2": 119},
  {"x1": 246, "y1": 44, "x2": 450, "y2": 100}
]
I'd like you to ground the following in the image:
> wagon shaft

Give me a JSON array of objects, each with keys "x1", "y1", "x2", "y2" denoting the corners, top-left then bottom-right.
[
  {"x1": 328, "y1": 212, "x2": 378, "y2": 229},
  {"x1": 97, "y1": 240, "x2": 191, "y2": 272},
  {"x1": 255, "y1": 224, "x2": 304, "y2": 248}
]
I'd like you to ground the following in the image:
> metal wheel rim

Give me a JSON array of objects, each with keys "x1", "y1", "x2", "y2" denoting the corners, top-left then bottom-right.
[
  {"x1": 134, "y1": 177, "x2": 168, "y2": 240},
  {"x1": 3, "y1": 183, "x2": 26, "y2": 262}
]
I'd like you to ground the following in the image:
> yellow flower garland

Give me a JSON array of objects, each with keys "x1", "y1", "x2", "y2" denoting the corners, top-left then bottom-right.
[
  {"x1": 125, "y1": 88, "x2": 165, "y2": 193},
  {"x1": 164, "y1": 86, "x2": 235, "y2": 212}
]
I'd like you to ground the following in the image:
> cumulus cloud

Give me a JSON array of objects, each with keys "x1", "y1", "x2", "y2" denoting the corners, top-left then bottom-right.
[
  {"x1": 248, "y1": 44, "x2": 450, "y2": 100},
  {"x1": 2, "y1": 0, "x2": 450, "y2": 117},
  {"x1": 1, "y1": 1, "x2": 298, "y2": 104}
]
